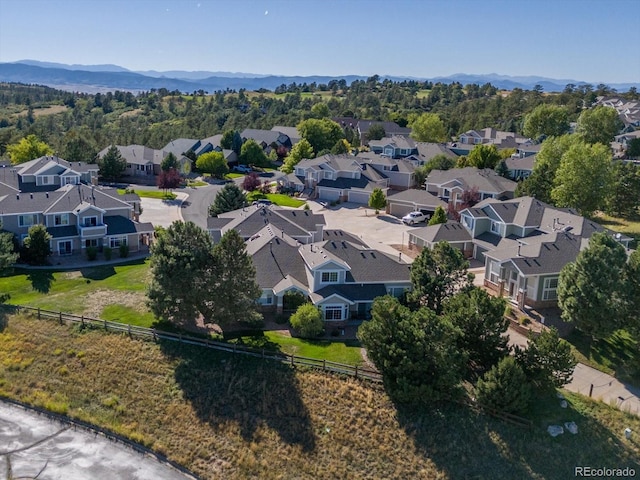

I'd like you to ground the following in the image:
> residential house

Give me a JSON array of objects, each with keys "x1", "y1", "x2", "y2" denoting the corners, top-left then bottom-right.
[
  {"x1": 408, "y1": 196, "x2": 633, "y2": 309},
  {"x1": 412, "y1": 142, "x2": 458, "y2": 166},
  {"x1": 505, "y1": 155, "x2": 536, "y2": 180},
  {"x1": 241, "y1": 128, "x2": 292, "y2": 154},
  {"x1": 355, "y1": 152, "x2": 416, "y2": 190},
  {"x1": 98, "y1": 145, "x2": 166, "y2": 177},
  {"x1": 425, "y1": 167, "x2": 517, "y2": 205},
  {"x1": 595, "y1": 96, "x2": 640, "y2": 133},
  {"x1": 271, "y1": 126, "x2": 300, "y2": 145},
  {"x1": 242, "y1": 216, "x2": 411, "y2": 322},
  {"x1": 332, "y1": 117, "x2": 411, "y2": 146},
  {"x1": 0, "y1": 157, "x2": 153, "y2": 258},
  {"x1": 287, "y1": 154, "x2": 390, "y2": 204},
  {"x1": 450, "y1": 128, "x2": 532, "y2": 156},
  {"x1": 368, "y1": 135, "x2": 418, "y2": 158},
  {"x1": 207, "y1": 205, "x2": 326, "y2": 244},
  {"x1": 161, "y1": 138, "x2": 201, "y2": 174},
  {"x1": 386, "y1": 189, "x2": 447, "y2": 218}
]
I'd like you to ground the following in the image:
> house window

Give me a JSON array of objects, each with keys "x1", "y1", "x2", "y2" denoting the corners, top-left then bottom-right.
[
  {"x1": 83, "y1": 216, "x2": 98, "y2": 227},
  {"x1": 489, "y1": 261, "x2": 501, "y2": 284},
  {"x1": 110, "y1": 236, "x2": 127, "y2": 248},
  {"x1": 490, "y1": 221, "x2": 501, "y2": 235},
  {"x1": 19, "y1": 214, "x2": 38, "y2": 227},
  {"x1": 41, "y1": 176, "x2": 50, "y2": 185},
  {"x1": 542, "y1": 277, "x2": 558, "y2": 301},
  {"x1": 265, "y1": 295, "x2": 273, "y2": 305},
  {"x1": 442, "y1": 188, "x2": 450, "y2": 199},
  {"x1": 461, "y1": 215, "x2": 474, "y2": 230},
  {"x1": 54, "y1": 213, "x2": 70, "y2": 226},
  {"x1": 324, "y1": 306, "x2": 343, "y2": 321},
  {"x1": 321, "y1": 271, "x2": 338, "y2": 283},
  {"x1": 58, "y1": 240, "x2": 72, "y2": 256},
  {"x1": 324, "y1": 171, "x2": 334, "y2": 180},
  {"x1": 85, "y1": 239, "x2": 98, "y2": 248},
  {"x1": 388, "y1": 287, "x2": 407, "y2": 298}
]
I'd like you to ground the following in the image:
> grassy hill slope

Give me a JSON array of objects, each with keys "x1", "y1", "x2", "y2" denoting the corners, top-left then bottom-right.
[{"x1": 0, "y1": 314, "x2": 638, "y2": 479}]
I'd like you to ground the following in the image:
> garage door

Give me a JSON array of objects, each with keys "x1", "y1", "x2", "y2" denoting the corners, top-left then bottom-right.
[
  {"x1": 317, "y1": 188, "x2": 341, "y2": 201},
  {"x1": 389, "y1": 202, "x2": 414, "y2": 217},
  {"x1": 347, "y1": 190, "x2": 371, "y2": 204}
]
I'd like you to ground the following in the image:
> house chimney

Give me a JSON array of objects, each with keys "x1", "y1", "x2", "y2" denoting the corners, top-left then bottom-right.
[{"x1": 30, "y1": 193, "x2": 33, "y2": 199}]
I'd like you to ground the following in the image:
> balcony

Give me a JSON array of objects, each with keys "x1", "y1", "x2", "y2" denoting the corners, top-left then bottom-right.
[{"x1": 78, "y1": 224, "x2": 107, "y2": 238}]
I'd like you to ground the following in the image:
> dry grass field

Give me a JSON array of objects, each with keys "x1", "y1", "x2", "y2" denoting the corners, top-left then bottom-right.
[{"x1": 0, "y1": 314, "x2": 639, "y2": 479}]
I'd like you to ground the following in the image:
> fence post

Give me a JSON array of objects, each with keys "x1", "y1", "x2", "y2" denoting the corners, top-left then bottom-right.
[
  {"x1": 262, "y1": 348, "x2": 265, "y2": 359},
  {"x1": 233, "y1": 343, "x2": 237, "y2": 353},
  {"x1": 104, "y1": 319, "x2": 107, "y2": 331},
  {"x1": 59, "y1": 312, "x2": 63, "y2": 325},
  {"x1": 81, "y1": 315, "x2": 84, "y2": 327},
  {"x1": 152, "y1": 328, "x2": 156, "y2": 342},
  {"x1": 37, "y1": 307, "x2": 40, "y2": 320},
  {"x1": 291, "y1": 354, "x2": 294, "y2": 366},
  {"x1": 323, "y1": 359, "x2": 326, "y2": 371},
  {"x1": 355, "y1": 366, "x2": 358, "y2": 379},
  {"x1": 128, "y1": 324, "x2": 132, "y2": 338}
]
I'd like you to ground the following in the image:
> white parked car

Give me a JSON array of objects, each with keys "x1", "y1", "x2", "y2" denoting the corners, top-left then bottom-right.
[{"x1": 402, "y1": 211, "x2": 428, "y2": 225}]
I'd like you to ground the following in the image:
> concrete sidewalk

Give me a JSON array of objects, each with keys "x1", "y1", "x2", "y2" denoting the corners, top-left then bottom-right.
[{"x1": 507, "y1": 327, "x2": 640, "y2": 416}]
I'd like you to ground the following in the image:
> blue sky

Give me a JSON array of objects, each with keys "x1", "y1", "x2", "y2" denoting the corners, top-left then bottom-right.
[{"x1": 0, "y1": 0, "x2": 638, "y2": 84}]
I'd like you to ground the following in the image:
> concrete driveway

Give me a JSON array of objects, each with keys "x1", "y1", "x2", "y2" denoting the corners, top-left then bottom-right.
[
  {"x1": 307, "y1": 201, "x2": 416, "y2": 260},
  {"x1": 0, "y1": 402, "x2": 192, "y2": 479},
  {"x1": 138, "y1": 192, "x2": 188, "y2": 228}
]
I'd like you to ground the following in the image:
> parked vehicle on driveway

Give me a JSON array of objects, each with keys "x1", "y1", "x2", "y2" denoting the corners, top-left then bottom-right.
[
  {"x1": 402, "y1": 211, "x2": 428, "y2": 225},
  {"x1": 232, "y1": 165, "x2": 252, "y2": 173}
]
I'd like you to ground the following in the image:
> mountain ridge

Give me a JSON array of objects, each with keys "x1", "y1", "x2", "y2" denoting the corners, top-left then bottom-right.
[{"x1": 1, "y1": 61, "x2": 637, "y2": 94}]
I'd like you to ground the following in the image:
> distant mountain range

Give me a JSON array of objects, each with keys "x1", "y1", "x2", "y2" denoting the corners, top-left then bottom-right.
[{"x1": 0, "y1": 60, "x2": 637, "y2": 94}]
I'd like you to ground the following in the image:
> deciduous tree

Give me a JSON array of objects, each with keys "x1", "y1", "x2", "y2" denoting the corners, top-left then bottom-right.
[
  {"x1": 606, "y1": 161, "x2": 640, "y2": 218},
  {"x1": 281, "y1": 138, "x2": 314, "y2": 173},
  {"x1": 7, "y1": 134, "x2": 53, "y2": 164},
  {"x1": 0, "y1": 224, "x2": 18, "y2": 272},
  {"x1": 289, "y1": 304, "x2": 323, "y2": 338},
  {"x1": 240, "y1": 139, "x2": 268, "y2": 167},
  {"x1": 428, "y1": 206, "x2": 447, "y2": 225},
  {"x1": 468, "y1": 144, "x2": 500, "y2": 169},
  {"x1": 61, "y1": 129, "x2": 98, "y2": 163},
  {"x1": 576, "y1": 106, "x2": 623, "y2": 145},
  {"x1": 551, "y1": 141, "x2": 613, "y2": 216},
  {"x1": 241, "y1": 172, "x2": 261, "y2": 192},
  {"x1": 522, "y1": 104, "x2": 570, "y2": 139},
  {"x1": 156, "y1": 168, "x2": 181, "y2": 192},
  {"x1": 368, "y1": 188, "x2": 387, "y2": 214},
  {"x1": 297, "y1": 118, "x2": 345, "y2": 153},
  {"x1": 409, "y1": 113, "x2": 447, "y2": 142},
  {"x1": 196, "y1": 151, "x2": 228, "y2": 178}
]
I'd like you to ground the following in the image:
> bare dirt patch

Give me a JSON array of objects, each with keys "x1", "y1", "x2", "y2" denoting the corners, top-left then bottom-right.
[
  {"x1": 119, "y1": 108, "x2": 142, "y2": 118},
  {"x1": 82, "y1": 289, "x2": 147, "y2": 318},
  {"x1": 14, "y1": 105, "x2": 67, "y2": 117}
]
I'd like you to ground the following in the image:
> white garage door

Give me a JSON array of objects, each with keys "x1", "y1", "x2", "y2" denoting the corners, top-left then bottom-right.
[
  {"x1": 347, "y1": 190, "x2": 371, "y2": 204},
  {"x1": 389, "y1": 202, "x2": 414, "y2": 217},
  {"x1": 317, "y1": 188, "x2": 341, "y2": 201}
]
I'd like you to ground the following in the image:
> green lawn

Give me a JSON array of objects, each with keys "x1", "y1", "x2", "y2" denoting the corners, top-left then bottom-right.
[
  {"x1": 265, "y1": 193, "x2": 306, "y2": 208},
  {"x1": 0, "y1": 260, "x2": 154, "y2": 326},
  {"x1": 594, "y1": 213, "x2": 640, "y2": 246},
  {"x1": 416, "y1": 89, "x2": 431, "y2": 99},
  {"x1": 224, "y1": 173, "x2": 244, "y2": 179},
  {"x1": 230, "y1": 330, "x2": 363, "y2": 365},
  {"x1": 566, "y1": 329, "x2": 640, "y2": 386},
  {"x1": 117, "y1": 189, "x2": 177, "y2": 200}
]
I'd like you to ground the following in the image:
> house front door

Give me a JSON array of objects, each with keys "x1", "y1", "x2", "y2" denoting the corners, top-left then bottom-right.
[{"x1": 508, "y1": 270, "x2": 519, "y2": 301}]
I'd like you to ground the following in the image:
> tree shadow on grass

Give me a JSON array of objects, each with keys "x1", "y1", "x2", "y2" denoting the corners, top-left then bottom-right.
[
  {"x1": 159, "y1": 338, "x2": 316, "y2": 452},
  {"x1": 81, "y1": 266, "x2": 116, "y2": 281},
  {"x1": 27, "y1": 270, "x2": 55, "y2": 293},
  {"x1": 394, "y1": 392, "x2": 640, "y2": 479}
]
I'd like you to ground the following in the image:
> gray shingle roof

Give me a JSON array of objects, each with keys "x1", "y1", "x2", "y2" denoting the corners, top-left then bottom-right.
[
  {"x1": 415, "y1": 142, "x2": 458, "y2": 162},
  {"x1": 408, "y1": 221, "x2": 472, "y2": 244},
  {"x1": 162, "y1": 139, "x2": 200, "y2": 157},
  {"x1": 426, "y1": 167, "x2": 517, "y2": 196},
  {"x1": 44, "y1": 184, "x2": 132, "y2": 214},
  {"x1": 387, "y1": 189, "x2": 446, "y2": 208},
  {"x1": 104, "y1": 216, "x2": 154, "y2": 235}
]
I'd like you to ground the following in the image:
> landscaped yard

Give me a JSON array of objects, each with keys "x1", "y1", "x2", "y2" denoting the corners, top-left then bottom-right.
[
  {"x1": 265, "y1": 193, "x2": 306, "y2": 208},
  {"x1": 117, "y1": 189, "x2": 177, "y2": 200},
  {"x1": 0, "y1": 260, "x2": 154, "y2": 327},
  {"x1": 224, "y1": 173, "x2": 245, "y2": 179}
]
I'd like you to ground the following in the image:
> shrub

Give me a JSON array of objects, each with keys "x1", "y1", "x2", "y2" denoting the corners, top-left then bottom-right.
[
  {"x1": 475, "y1": 356, "x2": 531, "y2": 414},
  {"x1": 119, "y1": 244, "x2": 129, "y2": 258},
  {"x1": 86, "y1": 246, "x2": 97, "y2": 261},
  {"x1": 289, "y1": 303, "x2": 323, "y2": 338},
  {"x1": 103, "y1": 246, "x2": 112, "y2": 261},
  {"x1": 303, "y1": 203, "x2": 310, "y2": 211}
]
